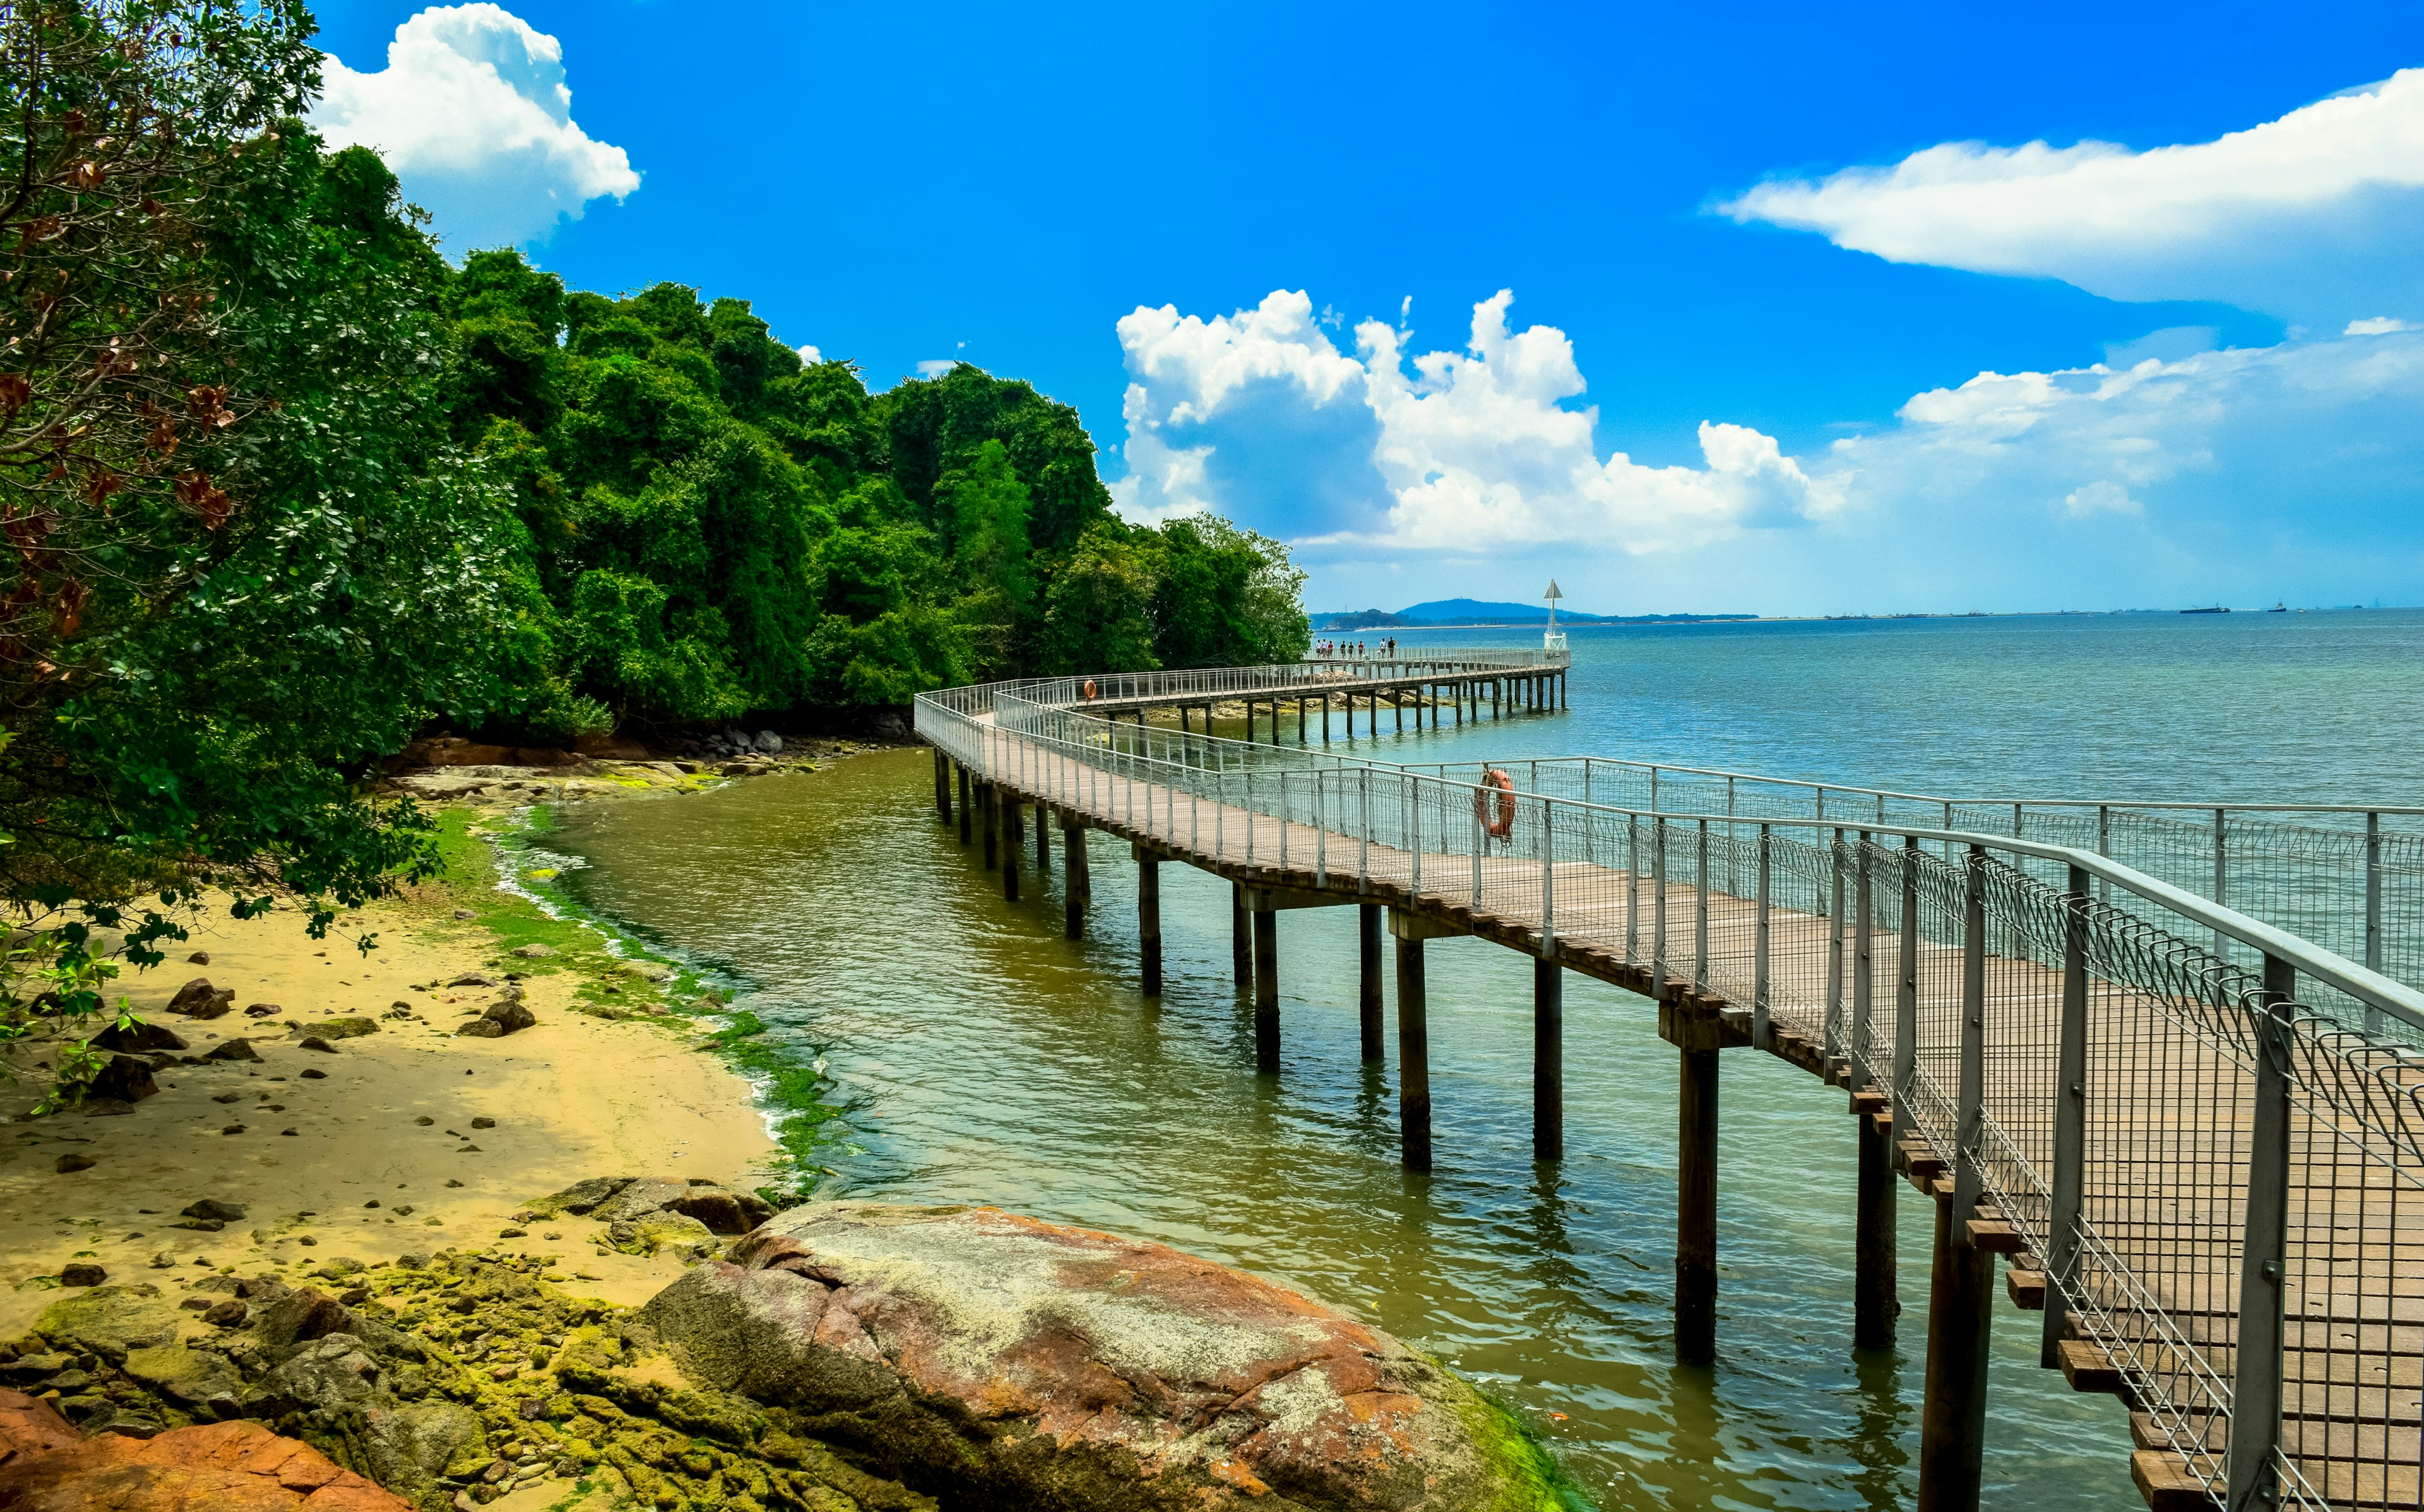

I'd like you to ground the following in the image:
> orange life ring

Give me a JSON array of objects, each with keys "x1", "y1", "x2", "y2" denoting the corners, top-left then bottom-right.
[
  {"x1": 1476, "y1": 769, "x2": 1516, "y2": 839},
  {"x1": 1082, "y1": 679, "x2": 1097, "y2": 700}
]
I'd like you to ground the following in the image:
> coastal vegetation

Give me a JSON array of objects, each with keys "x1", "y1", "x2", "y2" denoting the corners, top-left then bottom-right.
[{"x1": 0, "y1": 0, "x2": 1305, "y2": 1075}]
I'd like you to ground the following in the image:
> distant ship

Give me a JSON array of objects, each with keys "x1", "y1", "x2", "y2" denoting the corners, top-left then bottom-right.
[
  {"x1": 2181, "y1": 605, "x2": 2230, "y2": 615},
  {"x1": 2267, "y1": 601, "x2": 2288, "y2": 612}
]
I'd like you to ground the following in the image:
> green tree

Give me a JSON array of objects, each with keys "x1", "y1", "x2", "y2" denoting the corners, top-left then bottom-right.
[{"x1": 1045, "y1": 522, "x2": 1162, "y2": 673}]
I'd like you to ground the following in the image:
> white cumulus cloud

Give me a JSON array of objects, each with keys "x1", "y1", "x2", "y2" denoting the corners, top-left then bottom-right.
[
  {"x1": 1718, "y1": 69, "x2": 2424, "y2": 324},
  {"x1": 312, "y1": 4, "x2": 638, "y2": 249},
  {"x1": 1113, "y1": 289, "x2": 1831, "y2": 555},
  {"x1": 2347, "y1": 316, "x2": 2414, "y2": 335},
  {"x1": 1110, "y1": 290, "x2": 2424, "y2": 613}
]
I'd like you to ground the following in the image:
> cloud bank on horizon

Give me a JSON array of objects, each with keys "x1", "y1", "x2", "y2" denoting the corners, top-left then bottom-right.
[
  {"x1": 311, "y1": 4, "x2": 637, "y2": 249},
  {"x1": 1114, "y1": 74, "x2": 2424, "y2": 611}
]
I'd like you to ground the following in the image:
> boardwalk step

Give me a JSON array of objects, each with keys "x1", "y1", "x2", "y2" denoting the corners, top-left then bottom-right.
[
  {"x1": 2006, "y1": 1267, "x2": 2046, "y2": 1310},
  {"x1": 2058, "y1": 1338, "x2": 2129, "y2": 1396},
  {"x1": 2130, "y1": 1449, "x2": 2220, "y2": 1512},
  {"x1": 1967, "y1": 1211, "x2": 2029, "y2": 1256},
  {"x1": 1850, "y1": 1087, "x2": 1888, "y2": 1115}
]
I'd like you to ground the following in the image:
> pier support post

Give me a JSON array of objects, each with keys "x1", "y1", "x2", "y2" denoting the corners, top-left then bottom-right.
[
  {"x1": 1035, "y1": 800, "x2": 1050, "y2": 873},
  {"x1": 1138, "y1": 851, "x2": 1162, "y2": 996},
  {"x1": 1534, "y1": 958, "x2": 1563, "y2": 1162},
  {"x1": 1916, "y1": 1196, "x2": 1993, "y2": 1512},
  {"x1": 998, "y1": 789, "x2": 1019, "y2": 901},
  {"x1": 1358, "y1": 904, "x2": 1383, "y2": 1061},
  {"x1": 1322, "y1": 693, "x2": 1330, "y2": 743},
  {"x1": 1677, "y1": 1044, "x2": 1718, "y2": 1365},
  {"x1": 933, "y1": 748, "x2": 950, "y2": 822},
  {"x1": 979, "y1": 783, "x2": 997, "y2": 867},
  {"x1": 1297, "y1": 697, "x2": 1305, "y2": 743},
  {"x1": 1396, "y1": 933, "x2": 1429, "y2": 1172},
  {"x1": 1232, "y1": 883, "x2": 1251, "y2": 986},
  {"x1": 958, "y1": 765, "x2": 973, "y2": 845},
  {"x1": 1062, "y1": 814, "x2": 1088, "y2": 939},
  {"x1": 1252, "y1": 904, "x2": 1279, "y2": 1072},
  {"x1": 1856, "y1": 1108, "x2": 1898, "y2": 1349}
]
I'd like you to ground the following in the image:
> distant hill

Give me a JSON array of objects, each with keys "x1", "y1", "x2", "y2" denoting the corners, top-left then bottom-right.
[{"x1": 1311, "y1": 599, "x2": 1756, "y2": 630}]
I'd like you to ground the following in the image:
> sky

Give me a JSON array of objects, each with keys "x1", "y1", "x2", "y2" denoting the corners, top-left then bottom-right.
[{"x1": 307, "y1": 0, "x2": 2424, "y2": 616}]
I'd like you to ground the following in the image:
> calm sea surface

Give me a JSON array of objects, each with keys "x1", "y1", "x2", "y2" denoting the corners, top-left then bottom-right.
[{"x1": 544, "y1": 610, "x2": 2424, "y2": 1512}]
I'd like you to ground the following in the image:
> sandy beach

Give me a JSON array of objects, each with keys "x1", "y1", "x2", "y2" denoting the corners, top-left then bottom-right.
[{"x1": 0, "y1": 779, "x2": 790, "y2": 1344}]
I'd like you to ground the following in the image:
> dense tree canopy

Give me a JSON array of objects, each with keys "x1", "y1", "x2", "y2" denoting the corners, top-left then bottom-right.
[{"x1": 0, "y1": 1, "x2": 1307, "y2": 1097}]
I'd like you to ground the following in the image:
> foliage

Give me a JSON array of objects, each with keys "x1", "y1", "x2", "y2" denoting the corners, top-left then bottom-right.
[{"x1": 0, "y1": 1, "x2": 516, "y2": 1087}]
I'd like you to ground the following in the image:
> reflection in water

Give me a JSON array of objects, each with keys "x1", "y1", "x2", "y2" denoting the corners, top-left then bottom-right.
[{"x1": 1846, "y1": 1349, "x2": 1911, "y2": 1512}]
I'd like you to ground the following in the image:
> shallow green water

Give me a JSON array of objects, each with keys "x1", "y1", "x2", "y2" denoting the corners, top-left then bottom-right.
[{"x1": 543, "y1": 611, "x2": 2424, "y2": 1512}]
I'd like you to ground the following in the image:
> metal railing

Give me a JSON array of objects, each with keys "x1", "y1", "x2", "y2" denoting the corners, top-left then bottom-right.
[
  {"x1": 1005, "y1": 647, "x2": 1568, "y2": 711},
  {"x1": 916, "y1": 673, "x2": 2424, "y2": 1512}
]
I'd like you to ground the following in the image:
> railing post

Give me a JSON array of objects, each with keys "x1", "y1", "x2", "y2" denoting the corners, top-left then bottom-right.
[
  {"x1": 1892, "y1": 837, "x2": 1919, "y2": 1133},
  {"x1": 2097, "y1": 803, "x2": 2112, "y2": 907},
  {"x1": 1315, "y1": 770, "x2": 1327, "y2": 889},
  {"x1": 2043, "y1": 863, "x2": 2090, "y2": 1366},
  {"x1": 1653, "y1": 817, "x2": 1670, "y2": 1003},
  {"x1": 2213, "y1": 806, "x2": 2229, "y2": 962},
  {"x1": 1827, "y1": 827, "x2": 1846, "y2": 1061},
  {"x1": 1852, "y1": 833, "x2": 1874, "y2": 1088},
  {"x1": 1410, "y1": 777, "x2": 1422, "y2": 895},
  {"x1": 1541, "y1": 798, "x2": 1557, "y2": 957},
  {"x1": 2226, "y1": 954, "x2": 2295, "y2": 1512},
  {"x1": 1754, "y1": 824, "x2": 1772, "y2": 1051},
  {"x1": 2365, "y1": 811, "x2": 2384, "y2": 1034},
  {"x1": 1695, "y1": 818, "x2": 1711, "y2": 992},
  {"x1": 1358, "y1": 767, "x2": 1370, "y2": 890},
  {"x1": 1952, "y1": 845, "x2": 1987, "y2": 1241},
  {"x1": 1626, "y1": 815, "x2": 1641, "y2": 966}
]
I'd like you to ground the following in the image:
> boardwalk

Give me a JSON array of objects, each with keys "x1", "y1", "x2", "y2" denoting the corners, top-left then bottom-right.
[{"x1": 920, "y1": 671, "x2": 2424, "y2": 1512}]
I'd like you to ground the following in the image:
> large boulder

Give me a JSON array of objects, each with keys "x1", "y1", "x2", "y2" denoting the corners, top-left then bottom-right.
[
  {"x1": 639, "y1": 1202, "x2": 1562, "y2": 1512},
  {"x1": 26, "y1": 1285, "x2": 181, "y2": 1367},
  {"x1": 0, "y1": 1391, "x2": 408, "y2": 1509}
]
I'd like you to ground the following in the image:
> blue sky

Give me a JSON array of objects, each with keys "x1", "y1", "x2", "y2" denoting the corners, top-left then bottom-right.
[{"x1": 309, "y1": 1, "x2": 2424, "y2": 615}]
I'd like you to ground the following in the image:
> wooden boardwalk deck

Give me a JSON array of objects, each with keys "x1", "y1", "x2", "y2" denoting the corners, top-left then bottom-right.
[{"x1": 958, "y1": 715, "x2": 2424, "y2": 1512}]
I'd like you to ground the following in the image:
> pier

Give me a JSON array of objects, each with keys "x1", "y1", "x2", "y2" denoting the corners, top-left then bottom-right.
[{"x1": 917, "y1": 653, "x2": 2424, "y2": 1512}]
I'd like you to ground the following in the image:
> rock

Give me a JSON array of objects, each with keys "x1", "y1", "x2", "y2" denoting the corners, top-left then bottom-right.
[
  {"x1": 0, "y1": 1354, "x2": 68, "y2": 1386},
  {"x1": 297, "y1": 1037, "x2": 338, "y2": 1053},
  {"x1": 663, "y1": 1185, "x2": 774, "y2": 1236},
  {"x1": 300, "y1": 1069, "x2": 326, "y2": 1080},
  {"x1": 507, "y1": 943, "x2": 556, "y2": 960},
  {"x1": 92, "y1": 1020, "x2": 187, "y2": 1054},
  {"x1": 642, "y1": 1202, "x2": 1564, "y2": 1512},
  {"x1": 52, "y1": 1154, "x2": 93, "y2": 1174},
  {"x1": 166, "y1": 978, "x2": 235, "y2": 1019},
  {"x1": 605, "y1": 1210, "x2": 716, "y2": 1259},
  {"x1": 618, "y1": 960, "x2": 675, "y2": 983},
  {"x1": 359, "y1": 1400, "x2": 487, "y2": 1503},
  {"x1": 81, "y1": 1098, "x2": 136, "y2": 1117},
  {"x1": 452, "y1": 1018, "x2": 504, "y2": 1039},
  {"x1": 444, "y1": 972, "x2": 497, "y2": 988},
  {"x1": 469, "y1": 1117, "x2": 495, "y2": 1130},
  {"x1": 244, "y1": 1003, "x2": 281, "y2": 1018},
  {"x1": 453, "y1": 909, "x2": 476, "y2": 921},
  {"x1": 57, "y1": 1264, "x2": 105, "y2": 1288},
  {"x1": 0, "y1": 1394, "x2": 411, "y2": 1509},
  {"x1": 455, "y1": 996, "x2": 534, "y2": 1037},
  {"x1": 203, "y1": 1038, "x2": 261, "y2": 1063},
  {"x1": 183, "y1": 1199, "x2": 247, "y2": 1222},
  {"x1": 528, "y1": 1176, "x2": 634, "y2": 1217},
  {"x1": 754, "y1": 729, "x2": 783, "y2": 754},
  {"x1": 573, "y1": 729, "x2": 651, "y2": 760},
  {"x1": 245, "y1": 1335, "x2": 382, "y2": 1419},
  {"x1": 306, "y1": 1018, "x2": 379, "y2": 1041},
  {"x1": 201, "y1": 1299, "x2": 247, "y2": 1328},
  {"x1": 253, "y1": 1287, "x2": 354, "y2": 1362},
  {"x1": 121, "y1": 1342, "x2": 243, "y2": 1409},
  {"x1": 28, "y1": 1285, "x2": 180, "y2": 1366},
  {"x1": 86, "y1": 1054, "x2": 158, "y2": 1105}
]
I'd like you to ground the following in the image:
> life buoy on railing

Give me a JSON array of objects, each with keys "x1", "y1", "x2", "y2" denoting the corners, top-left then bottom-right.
[
  {"x1": 1083, "y1": 678, "x2": 1097, "y2": 700},
  {"x1": 1477, "y1": 769, "x2": 1516, "y2": 840}
]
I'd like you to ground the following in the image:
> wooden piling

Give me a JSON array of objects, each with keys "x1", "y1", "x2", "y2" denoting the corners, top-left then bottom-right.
[
  {"x1": 1232, "y1": 883, "x2": 1251, "y2": 986},
  {"x1": 1252, "y1": 905, "x2": 1279, "y2": 1072},
  {"x1": 1396, "y1": 933, "x2": 1430, "y2": 1171},
  {"x1": 1917, "y1": 1196, "x2": 1994, "y2": 1512},
  {"x1": 1677, "y1": 1044, "x2": 1719, "y2": 1366},
  {"x1": 1138, "y1": 852, "x2": 1162, "y2": 997},
  {"x1": 1035, "y1": 800, "x2": 1051, "y2": 873},
  {"x1": 979, "y1": 782, "x2": 996, "y2": 866},
  {"x1": 1358, "y1": 904, "x2": 1383, "y2": 1061},
  {"x1": 933, "y1": 748, "x2": 950, "y2": 821},
  {"x1": 1297, "y1": 697, "x2": 1305, "y2": 743},
  {"x1": 1321, "y1": 692, "x2": 1330, "y2": 743},
  {"x1": 1856, "y1": 1109, "x2": 1898, "y2": 1349},
  {"x1": 998, "y1": 789, "x2": 1018, "y2": 901},
  {"x1": 958, "y1": 764, "x2": 973, "y2": 844},
  {"x1": 1062, "y1": 813, "x2": 1088, "y2": 940},
  {"x1": 1534, "y1": 957, "x2": 1563, "y2": 1162}
]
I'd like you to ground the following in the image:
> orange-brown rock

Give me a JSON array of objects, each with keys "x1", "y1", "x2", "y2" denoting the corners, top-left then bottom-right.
[
  {"x1": 0, "y1": 1391, "x2": 407, "y2": 1510},
  {"x1": 641, "y1": 1202, "x2": 1560, "y2": 1512}
]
